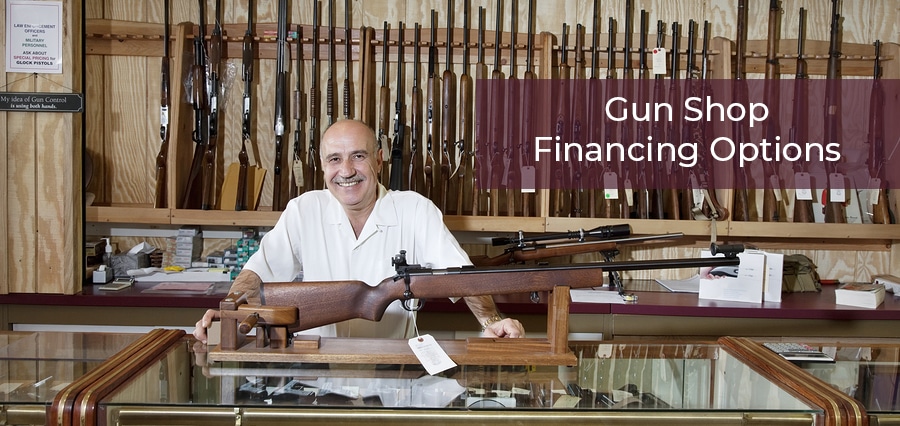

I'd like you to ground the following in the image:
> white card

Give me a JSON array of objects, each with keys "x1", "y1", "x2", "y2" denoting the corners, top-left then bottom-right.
[
  {"x1": 623, "y1": 178, "x2": 633, "y2": 206},
  {"x1": 521, "y1": 166, "x2": 535, "y2": 193},
  {"x1": 794, "y1": 172, "x2": 813, "y2": 200},
  {"x1": 829, "y1": 173, "x2": 846, "y2": 202},
  {"x1": 651, "y1": 48, "x2": 667, "y2": 75},
  {"x1": 408, "y1": 334, "x2": 457, "y2": 375},
  {"x1": 603, "y1": 171, "x2": 619, "y2": 199}
]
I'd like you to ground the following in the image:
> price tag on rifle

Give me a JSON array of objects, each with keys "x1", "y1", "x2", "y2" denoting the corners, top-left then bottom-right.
[
  {"x1": 623, "y1": 179, "x2": 633, "y2": 207},
  {"x1": 652, "y1": 48, "x2": 667, "y2": 75},
  {"x1": 603, "y1": 172, "x2": 619, "y2": 200},
  {"x1": 689, "y1": 172, "x2": 703, "y2": 208},
  {"x1": 521, "y1": 166, "x2": 536, "y2": 193},
  {"x1": 829, "y1": 173, "x2": 846, "y2": 203},
  {"x1": 795, "y1": 172, "x2": 813, "y2": 200},
  {"x1": 868, "y1": 178, "x2": 882, "y2": 206},
  {"x1": 408, "y1": 334, "x2": 457, "y2": 375}
]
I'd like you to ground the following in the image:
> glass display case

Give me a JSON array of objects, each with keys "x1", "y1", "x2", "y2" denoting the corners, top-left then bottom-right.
[
  {"x1": 94, "y1": 338, "x2": 828, "y2": 425},
  {"x1": 755, "y1": 338, "x2": 900, "y2": 424},
  {"x1": 0, "y1": 331, "x2": 143, "y2": 425}
]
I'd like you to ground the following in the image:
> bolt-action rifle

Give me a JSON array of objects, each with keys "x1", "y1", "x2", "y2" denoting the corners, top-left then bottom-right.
[
  {"x1": 155, "y1": 0, "x2": 170, "y2": 209},
  {"x1": 237, "y1": 0, "x2": 255, "y2": 210}
]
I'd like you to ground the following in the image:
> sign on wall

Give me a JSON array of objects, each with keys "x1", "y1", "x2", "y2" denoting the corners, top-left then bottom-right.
[{"x1": 5, "y1": 0, "x2": 63, "y2": 74}]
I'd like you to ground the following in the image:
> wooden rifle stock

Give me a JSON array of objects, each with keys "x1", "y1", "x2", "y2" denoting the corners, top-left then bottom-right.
[
  {"x1": 257, "y1": 253, "x2": 736, "y2": 332},
  {"x1": 388, "y1": 22, "x2": 405, "y2": 191},
  {"x1": 868, "y1": 40, "x2": 890, "y2": 224},
  {"x1": 678, "y1": 21, "x2": 696, "y2": 221},
  {"x1": 155, "y1": 0, "x2": 170, "y2": 209},
  {"x1": 791, "y1": 8, "x2": 814, "y2": 223},
  {"x1": 181, "y1": 0, "x2": 208, "y2": 210},
  {"x1": 408, "y1": 24, "x2": 423, "y2": 193},
  {"x1": 238, "y1": 3, "x2": 254, "y2": 210},
  {"x1": 377, "y1": 22, "x2": 391, "y2": 187},
  {"x1": 202, "y1": 0, "x2": 223, "y2": 210},
  {"x1": 601, "y1": 17, "x2": 623, "y2": 219},
  {"x1": 551, "y1": 24, "x2": 569, "y2": 218},
  {"x1": 441, "y1": 1, "x2": 456, "y2": 213},
  {"x1": 620, "y1": 1, "x2": 636, "y2": 219},
  {"x1": 585, "y1": 1, "x2": 601, "y2": 218},
  {"x1": 823, "y1": 0, "x2": 845, "y2": 223},
  {"x1": 456, "y1": 0, "x2": 473, "y2": 216},
  {"x1": 761, "y1": 0, "x2": 783, "y2": 222},
  {"x1": 731, "y1": 1, "x2": 751, "y2": 221}
]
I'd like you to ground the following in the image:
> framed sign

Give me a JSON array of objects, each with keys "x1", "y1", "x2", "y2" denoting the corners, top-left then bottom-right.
[{"x1": 6, "y1": 0, "x2": 63, "y2": 74}]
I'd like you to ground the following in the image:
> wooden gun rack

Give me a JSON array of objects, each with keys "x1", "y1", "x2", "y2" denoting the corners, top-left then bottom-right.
[{"x1": 209, "y1": 286, "x2": 578, "y2": 366}]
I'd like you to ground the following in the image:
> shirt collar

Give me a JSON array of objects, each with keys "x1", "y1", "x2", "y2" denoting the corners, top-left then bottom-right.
[{"x1": 324, "y1": 185, "x2": 399, "y2": 228}]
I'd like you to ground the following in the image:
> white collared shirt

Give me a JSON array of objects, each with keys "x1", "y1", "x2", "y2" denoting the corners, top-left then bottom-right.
[{"x1": 244, "y1": 185, "x2": 471, "y2": 339}]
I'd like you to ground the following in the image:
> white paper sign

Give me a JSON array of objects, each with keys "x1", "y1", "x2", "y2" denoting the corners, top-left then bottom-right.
[
  {"x1": 6, "y1": 1, "x2": 63, "y2": 73},
  {"x1": 699, "y1": 250, "x2": 766, "y2": 304}
]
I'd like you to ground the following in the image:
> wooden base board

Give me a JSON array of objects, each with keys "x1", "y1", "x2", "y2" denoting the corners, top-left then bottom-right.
[{"x1": 208, "y1": 337, "x2": 578, "y2": 366}]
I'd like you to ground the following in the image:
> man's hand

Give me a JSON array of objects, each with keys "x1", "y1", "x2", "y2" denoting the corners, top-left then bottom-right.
[
  {"x1": 482, "y1": 317, "x2": 524, "y2": 338},
  {"x1": 192, "y1": 309, "x2": 220, "y2": 344}
]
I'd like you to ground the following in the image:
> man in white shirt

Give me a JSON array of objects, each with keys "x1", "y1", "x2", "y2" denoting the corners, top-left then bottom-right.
[{"x1": 193, "y1": 119, "x2": 524, "y2": 343}]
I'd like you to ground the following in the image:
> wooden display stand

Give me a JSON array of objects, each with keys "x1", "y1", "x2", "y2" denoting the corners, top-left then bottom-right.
[{"x1": 209, "y1": 286, "x2": 578, "y2": 366}]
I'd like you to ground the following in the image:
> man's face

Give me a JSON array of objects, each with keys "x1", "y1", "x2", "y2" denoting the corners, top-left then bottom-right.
[{"x1": 320, "y1": 121, "x2": 383, "y2": 212}]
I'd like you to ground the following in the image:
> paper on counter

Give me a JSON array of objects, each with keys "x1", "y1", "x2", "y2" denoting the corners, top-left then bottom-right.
[{"x1": 570, "y1": 289, "x2": 628, "y2": 304}]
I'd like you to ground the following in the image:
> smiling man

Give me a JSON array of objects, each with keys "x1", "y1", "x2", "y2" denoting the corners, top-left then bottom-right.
[{"x1": 193, "y1": 119, "x2": 523, "y2": 342}]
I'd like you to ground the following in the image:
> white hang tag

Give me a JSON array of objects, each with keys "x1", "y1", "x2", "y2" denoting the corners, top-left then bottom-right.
[
  {"x1": 502, "y1": 154, "x2": 511, "y2": 186},
  {"x1": 603, "y1": 172, "x2": 619, "y2": 199},
  {"x1": 380, "y1": 137, "x2": 390, "y2": 161},
  {"x1": 769, "y1": 175, "x2": 783, "y2": 202},
  {"x1": 521, "y1": 166, "x2": 536, "y2": 193},
  {"x1": 293, "y1": 159, "x2": 305, "y2": 187},
  {"x1": 651, "y1": 48, "x2": 667, "y2": 75},
  {"x1": 160, "y1": 106, "x2": 169, "y2": 126},
  {"x1": 689, "y1": 173, "x2": 703, "y2": 207},
  {"x1": 408, "y1": 334, "x2": 457, "y2": 375},
  {"x1": 623, "y1": 179, "x2": 634, "y2": 206},
  {"x1": 829, "y1": 173, "x2": 846, "y2": 203},
  {"x1": 869, "y1": 178, "x2": 882, "y2": 205},
  {"x1": 795, "y1": 172, "x2": 813, "y2": 200}
]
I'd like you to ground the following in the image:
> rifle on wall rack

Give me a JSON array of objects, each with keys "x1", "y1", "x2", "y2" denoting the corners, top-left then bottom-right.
[
  {"x1": 551, "y1": 23, "x2": 569, "y2": 218},
  {"x1": 326, "y1": 0, "x2": 336, "y2": 127},
  {"x1": 505, "y1": 0, "x2": 520, "y2": 217},
  {"x1": 791, "y1": 8, "x2": 814, "y2": 223},
  {"x1": 290, "y1": 23, "x2": 305, "y2": 200},
  {"x1": 822, "y1": 0, "x2": 846, "y2": 223},
  {"x1": 181, "y1": 0, "x2": 209, "y2": 210},
  {"x1": 441, "y1": 0, "x2": 457, "y2": 214},
  {"x1": 377, "y1": 21, "x2": 391, "y2": 187},
  {"x1": 202, "y1": 0, "x2": 223, "y2": 210},
  {"x1": 586, "y1": 0, "x2": 601, "y2": 218},
  {"x1": 569, "y1": 23, "x2": 584, "y2": 218},
  {"x1": 455, "y1": 0, "x2": 473, "y2": 216},
  {"x1": 488, "y1": 1, "x2": 505, "y2": 216},
  {"x1": 424, "y1": 10, "x2": 438, "y2": 203},
  {"x1": 237, "y1": 0, "x2": 254, "y2": 210},
  {"x1": 867, "y1": 40, "x2": 891, "y2": 224},
  {"x1": 633, "y1": 8, "x2": 650, "y2": 219},
  {"x1": 307, "y1": 0, "x2": 322, "y2": 193},
  {"x1": 731, "y1": 0, "x2": 751, "y2": 221},
  {"x1": 408, "y1": 23, "x2": 423, "y2": 193},
  {"x1": 621, "y1": 0, "x2": 637, "y2": 219},
  {"x1": 343, "y1": 0, "x2": 352, "y2": 120},
  {"x1": 272, "y1": 0, "x2": 289, "y2": 211},
  {"x1": 695, "y1": 20, "x2": 728, "y2": 221},
  {"x1": 648, "y1": 20, "x2": 666, "y2": 219},
  {"x1": 388, "y1": 22, "x2": 405, "y2": 191},
  {"x1": 154, "y1": 0, "x2": 170, "y2": 209},
  {"x1": 663, "y1": 21, "x2": 682, "y2": 220},
  {"x1": 520, "y1": 0, "x2": 536, "y2": 217},
  {"x1": 472, "y1": 7, "x2": 487, "y2": 216},
  {"x1": 601, "y1": 17, "x2": 623, "y2": 219},
  {"x1": 761, "y1": 0, "x2": 784, "y2": 222}
]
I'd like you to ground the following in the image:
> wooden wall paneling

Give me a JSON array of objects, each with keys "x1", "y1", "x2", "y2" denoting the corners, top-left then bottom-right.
[{"x1": 7, "y1": 74, "x2": 37, "y2": 294}]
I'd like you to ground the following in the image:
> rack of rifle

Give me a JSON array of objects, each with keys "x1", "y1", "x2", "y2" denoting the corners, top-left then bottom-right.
[{"x1": 85, "y1": 2, "x2": 897, "y2": 226}]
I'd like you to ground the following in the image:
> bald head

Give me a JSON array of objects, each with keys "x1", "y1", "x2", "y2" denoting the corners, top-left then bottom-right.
[{"x1": 321, "y1": 119, "x2": 379, "y2": 160}]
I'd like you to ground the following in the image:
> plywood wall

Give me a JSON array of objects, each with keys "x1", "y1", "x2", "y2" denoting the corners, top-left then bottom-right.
[
  {"x1": 2, "y1": 0, "x2": 83, "y2": 294},
  {"x1": 82, "y1": 0, "x2": 900, "y2": 286}
]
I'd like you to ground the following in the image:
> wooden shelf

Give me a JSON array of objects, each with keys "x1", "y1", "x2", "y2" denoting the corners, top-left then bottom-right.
[{"x1": 86, "y1": 206, "x2": 171, "y2": 224}]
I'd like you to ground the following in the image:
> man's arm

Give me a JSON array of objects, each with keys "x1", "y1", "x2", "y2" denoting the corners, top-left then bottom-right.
[
  {"x1": 192, "y1": 269, "x2": 263, "y2": 343},
  {"x1": 463, "y1": 295, "x2": 524, "y2": 338}
]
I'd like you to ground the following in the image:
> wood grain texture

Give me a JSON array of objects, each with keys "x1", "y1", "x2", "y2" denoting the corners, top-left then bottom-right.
[
  {"x1": 7, "y1": 75, "x2": 37, "y2": 294},
  {"x1": 0, "y1": 0, "x2": 6, "y2": 294}
]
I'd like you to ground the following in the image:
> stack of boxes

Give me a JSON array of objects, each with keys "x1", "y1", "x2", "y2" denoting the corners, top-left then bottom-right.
[
  {"x1": 231, "y1": 228, "x2": 260, "y2": 280},
  {"x1": 173, "y1": 226, "x2": 203, "y2": 268}
]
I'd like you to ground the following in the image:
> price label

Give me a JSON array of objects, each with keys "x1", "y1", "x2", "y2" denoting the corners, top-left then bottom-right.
[
  {"x1": 603, "y1": 172, "x2": 619, "y2": 200},
  {"x1": 521, "y1": 166, "x2": 536, "y2": 193},
  {"x1": 652, "y1": 48, "x2": 667, "y2": 75},
  {"x1": 829, "y1": 173, "x2": 846, "y2": 203},
  {"x1": 794, "y1": 172, "x2": 813, "y2": 200},
  {"x1": 408, "y1": 334, "x2": 457, "y2": 375}
]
